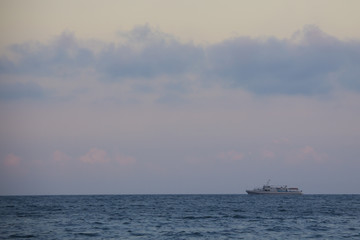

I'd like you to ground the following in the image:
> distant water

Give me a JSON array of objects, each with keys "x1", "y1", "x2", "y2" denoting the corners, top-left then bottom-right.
[{"x1": 1, "y1": 195, "x2": 360, "y2": 239}]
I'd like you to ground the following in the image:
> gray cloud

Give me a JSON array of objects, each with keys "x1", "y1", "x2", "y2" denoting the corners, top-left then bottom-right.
[
  {"x1": 1, "y1": 25, "x2": 359, "y2": 96},
  {"x1": 97, "y1": 25, "x2": 204, "y2": 79},
  {"x1": 207, "y1": 25, "x2": 360, "y2": 94},
  {"x1": 0, "y1": 81, "x2": 46, "y2": 101},
  {"x1": 1, "y1": 32, "x2": 94, "y2": 77}
]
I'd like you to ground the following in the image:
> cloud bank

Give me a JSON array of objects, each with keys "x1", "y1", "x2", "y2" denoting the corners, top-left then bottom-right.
[{"x1": 1, "y1": 24, "x2": 359, "y2": 101}]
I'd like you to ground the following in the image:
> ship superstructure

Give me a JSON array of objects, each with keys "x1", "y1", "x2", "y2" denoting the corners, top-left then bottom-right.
[{"x1": 246, "y1": 180, "x2": 302, "y2": 195}]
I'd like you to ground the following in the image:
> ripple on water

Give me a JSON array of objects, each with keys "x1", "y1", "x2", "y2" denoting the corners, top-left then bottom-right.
[
  {"x1": 8, "y1": 234, "x2": 36, "y2": 239},
  {"x1": 1, "y1": 195, "x2": 359, "y2": 239},
  {"x1": 75, "y1": 232, "x2": 100, "y2": 237}
]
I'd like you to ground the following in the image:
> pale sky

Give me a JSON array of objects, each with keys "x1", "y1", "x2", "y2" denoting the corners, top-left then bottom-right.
[
  {"x1": 1, "y1": 0, "x2": 360, "y2": 195},
  {"x1": 1, "y1": 0, "x2": 360, "y2": 47}
]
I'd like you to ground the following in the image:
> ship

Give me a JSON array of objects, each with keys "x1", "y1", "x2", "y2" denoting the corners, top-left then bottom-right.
[{"x1": 246, "y1": 180, "x2": 303, "y2": 195}]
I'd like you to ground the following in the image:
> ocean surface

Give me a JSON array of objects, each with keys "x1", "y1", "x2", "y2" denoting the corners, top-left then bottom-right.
[{"x1": 1, "y1": 194, "x2": 359, "y2": 239}]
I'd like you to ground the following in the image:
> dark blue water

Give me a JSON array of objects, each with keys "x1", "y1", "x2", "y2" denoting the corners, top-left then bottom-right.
[{"x1": 1, "y1": 195, "x2": 359, "y2": 239}]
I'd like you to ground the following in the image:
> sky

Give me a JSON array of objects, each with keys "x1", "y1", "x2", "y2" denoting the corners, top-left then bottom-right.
[{"x1": 1, "y1": 0, "x2": 360, "y2": 195}]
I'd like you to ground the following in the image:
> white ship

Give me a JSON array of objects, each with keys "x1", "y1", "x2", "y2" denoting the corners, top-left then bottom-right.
[{"x1": 246, "y1": 180, "x2": 303, "y2": 195}]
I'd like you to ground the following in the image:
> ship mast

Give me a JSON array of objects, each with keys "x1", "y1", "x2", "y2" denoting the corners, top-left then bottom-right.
[{"x1": 266, "y1": 179, "x2": 271, "y2": 186}]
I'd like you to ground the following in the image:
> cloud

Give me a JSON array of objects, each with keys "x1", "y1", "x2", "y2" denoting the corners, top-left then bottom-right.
[
  {"x1": 1, "y1": 24, "x2": 359, "y2": 98},
  {"x1": 0, "y1": 31, "x2": 94, "y2": 77},
  {"x1": 78, "y1": 148, "x2": 136, "y2": 165},
  {"x1": 218, "y1": 150, "x2": 244, "y2": 162},
  {"x1": 272, "y1": 138, "x2": 290, "y2": 145},
  {"x1": 97, "y1": 25, "x2": 204, "y2": 80},
  {"x1": 298, "y1": 146, "x2": 328, "y2": 163},
  {"x1": 79, "y1": 148, "x2": 108, "y2": 164},
  {"x1": 53, "y1": 150, "x2": 71, "y2": 163},
  {"x1": 285, "y1": 146, "x2": 328, "y2": 164},
  {"x1": 207, "y1": 25, "x2": 360, "y2": 95},
  {"x1": 3, "y1": 153, "x2": 21, "y2": 167},
  {"x1": 0, "y1": 81, "x2": 46, "y2": 101},
  {"x1": 262, "y1": 150, "x2": 275, "y2": 159}
]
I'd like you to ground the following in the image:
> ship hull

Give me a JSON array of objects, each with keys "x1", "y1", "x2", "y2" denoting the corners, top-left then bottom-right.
[{"x1": 246, "y1": 190, "x2": 302, "y2": 195}]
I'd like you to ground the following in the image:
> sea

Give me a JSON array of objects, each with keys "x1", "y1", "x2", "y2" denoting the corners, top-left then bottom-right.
[{"x1": 1, "y1": 194, "x2": 359, "y2": 239}]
